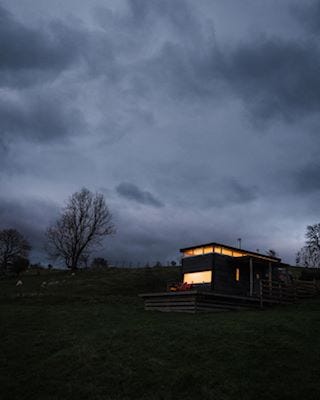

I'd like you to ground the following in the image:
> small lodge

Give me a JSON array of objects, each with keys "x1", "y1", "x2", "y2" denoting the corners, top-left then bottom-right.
[
  {"x1": 180, "y1": 241, "x2": 285, "y2": 297},
  {"x1": 140, "y1": 241, "x2": 318, "y2": 312}
]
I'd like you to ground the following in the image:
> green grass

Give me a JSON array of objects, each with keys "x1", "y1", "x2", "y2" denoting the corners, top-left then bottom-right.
[{"x1": 1, "y1": 267, "x2": 320, "y2": 400}]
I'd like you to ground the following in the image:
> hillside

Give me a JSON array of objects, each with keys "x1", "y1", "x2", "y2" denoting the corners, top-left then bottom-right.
[{"x1": 1, "y1": 267, "x2": 320, "y2": 400}]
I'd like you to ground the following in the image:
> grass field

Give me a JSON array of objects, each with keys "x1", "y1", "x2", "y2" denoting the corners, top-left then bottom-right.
[{"x1": 1, "y1": 267, "x2": 320, "y2": 400}]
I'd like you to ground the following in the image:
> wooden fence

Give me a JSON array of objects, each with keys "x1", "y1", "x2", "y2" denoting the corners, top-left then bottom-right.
[{"x1": 259, "y1": 279, "x2": 319, "y2": 307}]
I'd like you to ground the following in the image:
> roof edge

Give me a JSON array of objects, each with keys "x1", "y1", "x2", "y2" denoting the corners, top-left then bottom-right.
[{"x1": 179, "y1": 241, "x2": 281, "y2": 262}]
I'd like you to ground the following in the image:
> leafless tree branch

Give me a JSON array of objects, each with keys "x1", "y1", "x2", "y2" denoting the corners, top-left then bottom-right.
[
  {"x1": 45, "y1": 188, "x2": 115, "y2": 270},
  {"x1": 296, "y1": 223, "x2": 320, "y2": 268},
  {"x1": 0, "y1": 229, "x2": 31, "y2": 273}
]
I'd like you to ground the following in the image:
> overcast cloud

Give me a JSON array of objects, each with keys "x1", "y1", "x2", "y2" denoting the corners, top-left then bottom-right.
[{"x1": 1, "y1": 0, "x2": 320, "y2": 265}]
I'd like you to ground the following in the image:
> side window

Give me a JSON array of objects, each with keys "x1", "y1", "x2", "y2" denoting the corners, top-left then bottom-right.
[{"x1": 236, "y1": 268, "x2": 240, "y2": 281}]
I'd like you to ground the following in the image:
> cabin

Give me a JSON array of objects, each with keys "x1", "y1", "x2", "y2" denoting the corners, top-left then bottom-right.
[
  {"x1": 180, "y1": 241, "x2": 286, "y2": 297},
  {"x1": 140, "y1": 241, "x2": 318, "y2": 312}
]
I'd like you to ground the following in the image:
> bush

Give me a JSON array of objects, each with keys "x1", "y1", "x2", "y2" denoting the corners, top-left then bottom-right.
[
  {"x1": 10, "y1": 256, "x2": 30, "y2": 276},
  {"x1": 300, "y1": 268, "x2": 320, "y2": 281},
  {"x1": 91, "y1": 257, "x2": 109, "y2": 270}
]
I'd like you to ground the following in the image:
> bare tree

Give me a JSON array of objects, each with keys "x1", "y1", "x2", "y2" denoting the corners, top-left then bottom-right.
[
  {"x1": 0, "y1": 229, "x2": 31, "y2": 273},
  {"x1": 296, "y1": 223, "x2": 320, "y2": 268},
  {"x1": 46, "y1": 188, "x2": 115, "y2": 270}
]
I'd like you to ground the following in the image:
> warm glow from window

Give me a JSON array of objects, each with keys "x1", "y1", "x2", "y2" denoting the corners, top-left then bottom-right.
[
  {"x1": 183, "y1": 270, "x2": 212, "y2": 284},
  {"x1": 183, "y1": 246, "x2": 247, "y2": 257},
  {"x1": 183, "y1": 244, "x2": 278, "y2": 261},
  {"x1": 221, "y1": 248, "x2": 233, "y2": 256},
  {"x1": 203, "y1": 246, "x2": 213, "y2": 254},
  {"x1": 233, "y1": 251, "x2": 245, "y2": 257},
  {"x1": 236, "y1": 268, "x2": 240, "y2": 281},
  {"x1": 193, "y1": 247, "x2": 204, "y2": 256}
]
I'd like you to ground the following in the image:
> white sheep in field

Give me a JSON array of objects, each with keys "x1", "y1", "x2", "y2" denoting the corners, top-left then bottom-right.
[{"x1": 47, "y1": 280, "x2": 60, "y2": 286}]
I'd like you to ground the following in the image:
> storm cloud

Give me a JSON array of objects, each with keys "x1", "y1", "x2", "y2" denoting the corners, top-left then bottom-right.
[
  {"x1": 0, "y1": 4, "x2": 83, "y2": 87},
  {"x1": 116, "y1": 182, "x2": 164, "y2": 208},
  {"x1": 1, "y1": 0, "x2": 320, "y2": 264}
]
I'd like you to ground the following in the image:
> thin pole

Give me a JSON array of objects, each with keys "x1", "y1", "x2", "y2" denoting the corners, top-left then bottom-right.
[
  {"x1": 249, "y1": 258, "x2": 253, "y2": 297},
  {"x1": 268, "y1": 262, "x2": 272, "y2": 296},
  {"x1": 259, "y1": 280, "x2": 263, "y2": 309}
]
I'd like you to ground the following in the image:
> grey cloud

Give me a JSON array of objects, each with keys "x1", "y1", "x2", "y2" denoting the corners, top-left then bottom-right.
[
  {"x1": 2, "y1": 0, "x2": 320, "y2": 127},
  {"x1": 94, "y1": 0, "x2": 320, "y2": 125},
  {"x1": 292, "y1": 0, "x2": 320, "y2": 35},
  {"x1": 0, "y1": 91, "x2": 86, "y2": 141},
  {"x1": 113, "y1": 0, "x2": 320, "y2": 124},
  {"x1": 1, "y1": 0, "x2": 320, "y2": 265},
  {"x1": 221, "y1": 38, "x2": 320, "y2": 123},
  {"x1": 93, "y1": 0, "x2": 220, "y2": 101},
  {"x1": 126, "y1": 0, "x2": 202, "y2": 39},
  {"x1": 0, "y1": 196, "x2": 59, "y2": 263},
  {"x1": 96, "y1": 0, "x2": 202, "y2": 40},
  {"x1": 144, "y1": 33, "x2": 320, "y2": 123},
  {"x1": 292, "y1": 163, "x2": 320, "y2": 193},
  {"x1": 0, "y1": 3, "x2": 89, "y2": 144},
  {"x1": 221, "y1": 179, "x2": 258, "y2": 206},
  {"x1": 190, "y1": 178, "x2": 258, "y2": 209},
  {"x1": 0, "y1": 5, "x2": 83, "y2": 87},
  {"x1": 116, "y1": 182, "x2": 164, "y2": 208}
]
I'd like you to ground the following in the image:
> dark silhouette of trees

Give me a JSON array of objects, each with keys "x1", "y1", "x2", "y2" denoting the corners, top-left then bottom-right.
[
  {"x1": 154, "y1": 261, "x2": 162, "y2": 267},
  {"x1": 170, "y1": 261, "x2": 177, "y2": 266},
  {"x1": 11, "y1": 256, "x2": 30, "y2": 275},
  {"x1": 296, "y1": 223, "x2": 320, "y2": 268},
  {"x1": 46, "y1": 188, "x2": 115, "y2": 270},
  {"x1": 91, "y1": 257, "x2": 109, "y2": 269},
  {"x1": 0, "y1": 229, "x2": 31, "y2": 274}
]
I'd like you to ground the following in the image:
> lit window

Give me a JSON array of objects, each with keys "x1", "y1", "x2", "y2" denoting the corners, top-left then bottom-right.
[
  {"x1": 193, "y1": 247, "x2": 204, "y2": 256},
  {"x1": 233, "y1": 251, "x2": 245, "y2": 257},
  {"x1": 183, "y1": 249, "x2": 194, "y2": 257},
  {"x1": 183, "y1": 270, "x2": 212, "y2": 284},
  {"x1": 236, "y1": 268, "x2": 240, "y2": 281},
  {"x1": 203, "y1": 246, "x2": 213, "y2": 254},
  {"x1": 214, "y1": 246, "x2": 222, "y2": 254},
  {"x1": 221, "y1": 247, "x2": 233, "y2": 256}
]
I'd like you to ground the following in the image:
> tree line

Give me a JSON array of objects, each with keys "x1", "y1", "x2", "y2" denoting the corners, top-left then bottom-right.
[{"x1": 1, "y1": 187, "x2": 320, "y2": 275}]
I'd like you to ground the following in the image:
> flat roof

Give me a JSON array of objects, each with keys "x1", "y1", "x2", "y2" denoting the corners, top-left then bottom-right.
[{"x1": 180, "y1": 241, "x2": 281, "y2": 262}]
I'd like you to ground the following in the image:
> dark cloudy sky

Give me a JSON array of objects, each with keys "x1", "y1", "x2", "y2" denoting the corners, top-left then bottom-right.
[{"x1": 1, "y1": 0, "x2": 320, "y2": 265}]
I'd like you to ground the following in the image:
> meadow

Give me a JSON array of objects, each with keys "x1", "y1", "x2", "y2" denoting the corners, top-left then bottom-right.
[{"x1": 1, "y1": 267, "x2": 320, "y2": 400}]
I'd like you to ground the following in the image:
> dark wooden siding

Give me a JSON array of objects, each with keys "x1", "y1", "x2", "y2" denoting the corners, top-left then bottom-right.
[
  {"x1": 182, "y1": 254, "x2": 214, "y2": 273},
  {"x1": 212, "y1": 254, "x2": 248, "y2": 295},
  {"x1": 182, "y1": 252, "x2": 280, "y2": 296}
]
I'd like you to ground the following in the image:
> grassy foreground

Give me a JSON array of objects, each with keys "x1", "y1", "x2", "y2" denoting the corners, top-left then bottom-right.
[{"x1": 1, "y1": 268, "x2": 320, "y2": 400}]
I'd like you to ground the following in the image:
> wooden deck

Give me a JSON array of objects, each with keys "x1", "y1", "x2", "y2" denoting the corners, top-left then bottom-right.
[
  {"x1": 140, "y1": 280, "x2": 319, "y2": 313},
  {"x1": 139, "y1": 290, "x2": 267, "y2": 313}
]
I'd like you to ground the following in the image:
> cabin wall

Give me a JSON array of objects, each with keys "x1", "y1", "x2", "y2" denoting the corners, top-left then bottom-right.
[
  {"x1": 251, "y1": 262, "x2": 266, "y2": 295},
  {"x1": 182, "y1": 254, "x2": 214, "y2": 273},
  {"x1": 213, "y1": 254, "x2": 249, "y2": 295},
  {"x1": 182, "y1": 252, "x2": 280, "y2": 296}
]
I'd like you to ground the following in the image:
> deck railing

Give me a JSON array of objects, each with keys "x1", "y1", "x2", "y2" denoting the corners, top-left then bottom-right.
[{"x1": 259, "y1": 279, "x2": 319, "y2": 308}]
